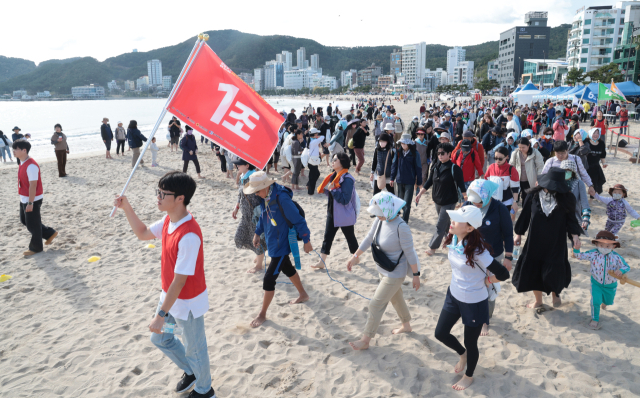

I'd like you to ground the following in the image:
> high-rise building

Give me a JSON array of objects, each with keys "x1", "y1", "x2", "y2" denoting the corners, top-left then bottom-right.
[
  {"x1": 254, "y1": 68, "x2": 264, "y2": 91},
  {"x1": 452, "y1": 61, "x2": 475, "y2": 88},
  {"x1": 147, "y1": 59, "x2": 163, "y2": 86},
  {"x1": 263, "y1": 64, "x2": 276, "y2": 90},
  {"x1": 162, "y1": 76, "x2": 172, "y2": 90},
  {"x1": 613, "y1": 3, "x2": 640, "y2": 83},
  {"x1": 569, "y1": 3, "x2": 634, "y2": 74},
  {"x1": 401, "y1": 42, "x2": 426, "y2": 88},
  {"x1": 522, "y1": 59, "x2": 569, "y2": 87},
  {"x1": 281, "y1": 51, "x2": 293, "y2": 71},
  {"x1": 447, "y1": 46, "x2": 466, "y2": 75},
  {"x1": 310, "y1": 54, "x2": 319, "y2": 71},
  {"x1": 487, "y1": 60, "x2": 499, "y2": 80},
  {"x1": 136, "y1": 76, "x2": 149, "y2": 90},
  {"x1": 341, "y1": 71, "x2": 352, "y2": 87},
  {"x1": 284, "y1": 69, "x2": 313, "y2": 90},
  {"x1": 357, "y1": 64, "x2": 382, "y2": 87},
  {"x1": 276, "y1": 54, "x2": 284, "y2": 63},
  {"x1": 498, "y1": 11, "x2": 550, "y2": 90},
  {"x1": 297, "y1": 47, "x2": 306, "y2": 69},
  {"x1": 107, "y1": 80, "x2": 119, "y2": 91},
  {"x1": 390, "y1": 49, "x2": 402, "y2": 76},
  {"x1": 238, "y1": 72, "x2": 254, "y2": 86}
]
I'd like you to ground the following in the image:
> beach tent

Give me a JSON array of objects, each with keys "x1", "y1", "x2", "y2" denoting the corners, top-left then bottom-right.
[
  {"x1": 512, "y1": 81, "x2": 541, "y2": 105},
  {"x1": 585, "y1": 81, "x2": 640, "y2": 97},
  {"x1": 509, "y1": 85, "x2": 523, "y2": 97},
  {"x1": 561, "y1": 86, "x2": 582, "y2": 100}
]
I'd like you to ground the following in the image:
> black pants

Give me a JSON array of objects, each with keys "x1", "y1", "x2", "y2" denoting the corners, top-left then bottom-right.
[
  {"x1": 183, "y1": 159, "x2": 201, "y2": 174},
  {"x1": 306, "y1": 164, "x2": 320, "y2": 195},
  {"x1": 320, "y1": 217, "x2": 359, "y2": 255},
  {"x1": 519, "y1": 181, "x2": 530, "y2": 204},
  {"x1": 116, "y1": 140, "x2": 126, "y2": 154},
  {"x1": 19, "y1": 199, "x2": 56, "y2": 253},
  {"x1": 349, "y1": 148, "x2": 356, "y2": 165},
  {"x1": 263, "y1": 255, "x2": 297, "y2": 291},
  {"x1": 434, "y1": 307, "x2": 483, "y2": 378},
  {"x1": 395, "y1": 183, "x2": 414, "y2": 222}
]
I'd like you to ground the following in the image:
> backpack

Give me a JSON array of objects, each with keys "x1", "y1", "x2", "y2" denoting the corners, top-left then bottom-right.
[
  {"x1": 450, "y1": 164, "x2": 465, "y2": 203},
  {"x1": 275, "y1": 188, "x2": 306, "y2": 241}
]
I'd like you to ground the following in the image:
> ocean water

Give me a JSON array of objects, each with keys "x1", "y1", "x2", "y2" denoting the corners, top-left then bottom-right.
[{"x1": 0, "y1": 97, "x2": 354, "y2": 161}]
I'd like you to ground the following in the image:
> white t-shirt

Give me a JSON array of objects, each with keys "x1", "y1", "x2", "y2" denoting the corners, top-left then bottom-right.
[
  {"x1": 448, "y1": 248, "x2": 494, "y2": 303},
  {"x1": 308, "y1": 136, "x2": 325, "y2": 158},
  {"x1": 20, "y1": 163, "x2": 44, "y2": 204},
  {"x1": 149, "y1": 214, "x2": 209, "y2": 321}
]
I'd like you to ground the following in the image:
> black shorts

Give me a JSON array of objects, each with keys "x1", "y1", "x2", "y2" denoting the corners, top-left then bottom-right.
[
  {"x1": 442, "y1": 287, "x2": 489, "y2": 327},
  {"x1": 322, "y1": 146, "x2": 330, "y2": 154},
  {"x1": 104, "y1": 140, "x2": 112, "y2": 151},
  {"x1": 171, "y1": 136, "x2": 179, "y2": 145},
  {"x1": 263, "y1": 255, "x2": 297, "y2": 291}
]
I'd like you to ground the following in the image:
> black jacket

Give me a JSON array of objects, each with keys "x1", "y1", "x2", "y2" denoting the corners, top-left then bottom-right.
[
  {"x1": 352, "y1": 127, "x2": 369, "y2": 149},
  {"x1": 127, "y1": 128, "x2": 147, "y2": 149},
  {"x1": 101, "y1": 123, "x2": 113, "y2": 141},
  {"x1": 423, "y1": 160, "x2": 466, "y2": 206}
]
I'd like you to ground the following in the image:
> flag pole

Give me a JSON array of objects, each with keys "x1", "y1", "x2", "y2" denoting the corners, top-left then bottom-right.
[{"x1": 109, "y1": 34, "x2": 207, "y2": 218}]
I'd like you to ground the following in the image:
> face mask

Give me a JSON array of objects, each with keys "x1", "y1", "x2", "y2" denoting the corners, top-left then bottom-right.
[
  {"x1": 565, "y1": 171, "x2": 572, "y2": 180},
  {"x1": 612, "y1": 193, "x2": 623, "y2": 200},
  {"x1": 597, "y1": 247, "x2": 612, "y2": 255},
  {"x1": 545, "y1": 134, "x2": 552, "y2": 138},
  {"x1": 187, "y1": 130, "x2": 193, "y2": 135}
]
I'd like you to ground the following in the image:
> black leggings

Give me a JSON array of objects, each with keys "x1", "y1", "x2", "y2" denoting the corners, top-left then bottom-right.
[
  {"x1": 434, "y1": 307, "x2": 483, "y2": 377},
  {"x1": 307, "y1": 164, "x2": 320, "y2": 195},
  {"x1": 183, "y1": 159, "x2": 201, "y2": 174},
  {"x1": 320, "y1": 218, "x2": 359, "y2": 255},
  {"x1": 116, "y1": 140, "x2": 126, "y2": 154}
]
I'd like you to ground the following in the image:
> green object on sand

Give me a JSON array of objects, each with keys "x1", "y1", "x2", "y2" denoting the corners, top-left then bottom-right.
[{"x1": 631, "y1": 220, "x2": 640, "y2": 228}]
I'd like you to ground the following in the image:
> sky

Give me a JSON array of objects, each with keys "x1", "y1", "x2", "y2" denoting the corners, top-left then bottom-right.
[{"x1": 1, "y1": 0, "x2": 612, "y2": 64}]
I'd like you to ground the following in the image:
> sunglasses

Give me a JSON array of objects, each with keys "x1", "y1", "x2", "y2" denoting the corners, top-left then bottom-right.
[
  {"x1": 437, "y1": 152, "x2": 447, "y2": 156},
  {"x1": 494, "y1": 156, "x2": 506, "y2": 161}
]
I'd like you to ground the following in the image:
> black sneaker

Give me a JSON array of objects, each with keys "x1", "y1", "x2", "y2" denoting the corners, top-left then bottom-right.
[
  {"x1": 176, "y1": 372, "x2": 197, "y2": 393},
  {"x1": 188, "y1": 387, "x2": 216, "y2": 398}
]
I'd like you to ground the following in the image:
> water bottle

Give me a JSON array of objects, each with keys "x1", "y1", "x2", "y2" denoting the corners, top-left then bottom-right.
[
  {"x1": 513, "y1": 245, "x2": 521, "y2": 261},
  {"x1": 161, "y1": 322, "x2": 183, "y2": 335}
]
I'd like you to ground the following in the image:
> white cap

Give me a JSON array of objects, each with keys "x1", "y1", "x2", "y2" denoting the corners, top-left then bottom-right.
[
  {"x1": 413, "y1": 116, "x2": 419, "y2": 120},
  {"x1": 446, "y1": 205, "x2": 483, "y2": 229},
  {"x1": 117, "y1": 121, "x2": 122, "y2": 124},
  {"x1": 309, "y1": 128, "x2": 320, "y2": 135}
]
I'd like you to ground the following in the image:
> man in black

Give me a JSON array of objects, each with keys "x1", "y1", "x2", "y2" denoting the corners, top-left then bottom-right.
[
  {"x1": 101, "y1": 117, "x2": 114, "y2": 159},
  {"x1": 326, "y1": 103, "x2": 333, "y2": 117},
  {"x1": 168, "y1": 116, "x2": 181, "y2": 152},
  {"x1": 286, "y1": 108, "x2": 297, "y2": 128}
]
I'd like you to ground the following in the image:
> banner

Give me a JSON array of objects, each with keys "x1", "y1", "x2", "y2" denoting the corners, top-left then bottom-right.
[
  {"x1": 610, "y1": 80, "x2": 628, "y2": 102},
  {"x1": 598, "y1": 82, "x2": 626, "y2": 102},
  {"x1": 167, "y1": 44, "x2": 283, "y2": 169}
]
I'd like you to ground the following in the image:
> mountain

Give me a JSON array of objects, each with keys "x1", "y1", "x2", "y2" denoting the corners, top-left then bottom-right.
[
  {"x1": 0, "y1": 26, "x2": 571, "y2": 94},
  {"x1": 0, "y1": 56, "x2": 36, "y2": 83}
]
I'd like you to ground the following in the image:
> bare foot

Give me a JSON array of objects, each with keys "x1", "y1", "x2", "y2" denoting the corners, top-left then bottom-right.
[
  {"x1": 349, "y1": 339, "x2": 370, "y2": 350},
  {"x1": 480, "y1": 323, "x2": 490, "y2": 336},
  {"x1": 310, "y1": 261, "x2": 325, "y2": 270},
  {"x1": 454, "y1": 352, "x2": 467, "y2": 373},
  {"x1": 425, "y1": 248, "x2": 436, "y2": 256},
  {"x1": 250, "y1": 314, "x2": 266, "y2": 328},
  {"x1": 289, "y1": 294, "x2": 309, "y2": 304},
  {"x1": 246, "y1": 265, "x2": 263, "y2": 274},
  {"x1": 588, "y1": 320, "x2": 600, "y2": 330},
  {"x1": 391, "y1": 324, "x2": 412, "y2": 334},
  {"x1": 526, "y1": 301, "x2": 543, "y2": 309},
  {"x1": 452, "y1": 375, "x2": 474, "y2": 391},
  {"x1": 601, "y1": 303, "x2": 607, "y2": 310},
  {"x1": 552, "y1": 296, "x2": 562, "y2": 308}
]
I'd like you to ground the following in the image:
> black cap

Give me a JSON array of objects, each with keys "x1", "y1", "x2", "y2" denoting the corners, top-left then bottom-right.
[
  {"x1": 461, "y1": 139, "x2": 471, "y2": 151},
  {"x1": 231, "y1": 158, "x2": 249, "y2": 166}
]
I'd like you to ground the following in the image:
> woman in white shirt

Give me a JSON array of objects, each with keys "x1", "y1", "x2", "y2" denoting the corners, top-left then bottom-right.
[
  {"x1": 435, "y1": 205, "x2": 510, "y2": 391},
  {"x1": 306, "y1": 128, "x2": 325, "y2": 195},
  {"x1": 345, "y1": 192, "x2": 420, "y2": 350}
]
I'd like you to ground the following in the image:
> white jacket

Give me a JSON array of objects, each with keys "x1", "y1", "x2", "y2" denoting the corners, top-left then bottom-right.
[{"x1": 509, "y1": 147, "x2": 544, "y2": 186}]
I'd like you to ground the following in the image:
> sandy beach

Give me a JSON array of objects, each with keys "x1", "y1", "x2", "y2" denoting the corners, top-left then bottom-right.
[{"x1": 2, "y1": 98, "x2": 640, "y2": 397}]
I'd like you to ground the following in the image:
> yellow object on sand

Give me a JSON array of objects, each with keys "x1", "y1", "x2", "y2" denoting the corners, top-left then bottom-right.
[
  {"x1": 0, "y1": 275, "x2": 12, "y2": 283},
  {"x1": 146, "y1": 244, "x2": 156, "y2": 249},
  {"x1": 88, "y1": 256, "x2": 101, "y2": 263}
]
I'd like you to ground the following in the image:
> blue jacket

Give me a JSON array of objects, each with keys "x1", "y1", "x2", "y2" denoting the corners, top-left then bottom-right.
[
  {"x1": 255, "y1": 184, "x2": 311, "y2": 257},
  {"x1": 180, "y1": 135, "x2": 198, "y2": 161},
  {"x1": 390, "y1": 149, "x2": 422, "y2": 186},
  {"x1": 464, "y1": 198, "x2": 513, "y2": 257},
  {"x1": 127, "y1": 128, "x2": 147, "y2": 149},
  {"x1": 546, "y1": 107, "x2": 556, "y2": 124}
]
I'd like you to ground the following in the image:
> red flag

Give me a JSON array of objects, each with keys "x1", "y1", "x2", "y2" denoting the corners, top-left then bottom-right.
[{"x1": 167, "y1": 43, "x2": 283, "y2": 169}]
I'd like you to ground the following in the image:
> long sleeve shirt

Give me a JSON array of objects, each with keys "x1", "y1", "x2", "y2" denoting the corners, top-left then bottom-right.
[
  {"x1": 575, "y1": 249, "x2": 630, "y2": 285},
  {"x1": 594, "y1": 193, "x2": 640, "y2": 220},
  {"x1": 358, "y1": 217, "x2": 418, "y2": 278},
  {"x1": 542, "y1": 155, "x2": 593, "y2": 187}
]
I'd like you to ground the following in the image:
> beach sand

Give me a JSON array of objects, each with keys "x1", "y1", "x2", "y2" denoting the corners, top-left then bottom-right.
[{"x1": 1, "y1": 98, "x2": 640, "y2": 397}]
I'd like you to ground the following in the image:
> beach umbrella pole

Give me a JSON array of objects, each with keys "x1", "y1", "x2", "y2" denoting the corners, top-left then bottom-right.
[{"x1": 109, "y1": 35, "x2": 206, "y2": 218}]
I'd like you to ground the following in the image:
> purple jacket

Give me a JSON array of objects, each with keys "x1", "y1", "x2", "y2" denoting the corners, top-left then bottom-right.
[{"x1": 325, "y1": 173, "x2": 357, "y2": 227}]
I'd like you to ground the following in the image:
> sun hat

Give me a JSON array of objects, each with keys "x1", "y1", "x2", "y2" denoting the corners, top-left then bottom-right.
[
  {"x1": 397, "y1": 133, "x2": 414, "y2": 145},
  {"x1": 608, "y1": 184, "x2": 628, "y2": 198},
  {"x1": 384, "y1": 123, "x2": 395, "y2": 131},
  {"x1": 309, "y1": 128, "x2": 321, "y2": 135},
  {"x1": 13, "y1": 126, "x2": 20, "y2": 131},
  {"x1": 434, "y1": 123, "x2": 449, "y2": 132},
  {"x1": 242, "y1": 171, "x2": 276, "y2": 194},
  {"x1": 446, "y1": 205, "x2": 483, "y2": 229},
  {"x1": 440, "y1": 132, "x2": 452, "y2": 141},
  {"x1": 376, "y1": 114, "x2": 383, "y2": 120},
  {"x1": 592, "y1": 230, "x2": 620, "y2": 248},
  {"x1": 536, "y1": 167, "x2": 570, "y2": 194}
]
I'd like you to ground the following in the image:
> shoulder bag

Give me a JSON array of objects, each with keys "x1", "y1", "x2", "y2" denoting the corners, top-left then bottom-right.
[{"x1": 371, "y1": 219, "x2": 405, "y2": 272}]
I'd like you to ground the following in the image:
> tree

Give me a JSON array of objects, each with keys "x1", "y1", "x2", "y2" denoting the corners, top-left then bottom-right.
[
  {"x1": 476, "y1": 78, "x2": 499, "y2": 92},
  {"x1": 585, "y1": 62, "x2": 623, "y2": 83},
  {"x1": 566, "y1": 67, "x2": 586, "y2": 86}
]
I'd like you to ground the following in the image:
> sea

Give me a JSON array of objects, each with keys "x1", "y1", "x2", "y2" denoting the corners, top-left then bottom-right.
[{"x1": 0, "y1": 97, "x2": 356, "y2": 161}]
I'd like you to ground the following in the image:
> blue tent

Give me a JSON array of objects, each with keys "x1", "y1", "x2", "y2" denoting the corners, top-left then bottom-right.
[{"x1": 585, "y1": 81, "x2": 640, "y2": 97}]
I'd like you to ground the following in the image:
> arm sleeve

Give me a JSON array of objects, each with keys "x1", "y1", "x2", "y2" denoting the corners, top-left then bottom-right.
[
  {"x1": 500, "y1": 204, "x2": 514, "y2": 253},
  {"x1": 575, "y1": 249, "x2": 596, "y2": 262},
  {"x1": 616, "y1": 255, "x2": 631, "y2": 274},
  {"x1": 422, "y1": 165, "x2": 434, "y2": 191},
  {"x1": 534, "y1": 150, "x2": 544, "y2": 174},
  {"x1": 390, "y1": 152, "x2": 398, "y2": 181},
  {"x1": 474, "y1": 151, "x2": 483, "y2": 176},
  {"x1": 486, "y1": 259, "x2": 510, "y2": 281},
  {"x1": 573, "y1": 154, "x2": 593, "y2": 186},
  {"x1": 255, "y1": 208, "x2": 264, "y2": 236},
  {"x1": 624, "y1": 200, "x2": 640, "y2": 219},
  {"x1": 564, "y1": 194, "x2": 584, "y2": 236},
  {"x1": 332, "y1": 177, "x2": 354, "y2": 205},
  {"x1": 398, "y1": 223, "x2": 418, "y2": 265},
  {"x1": 358, "y1": 219, "x2": 380, "y2": 253},
  {"x1": 371, "y1": 150, "x2": 378, "y2": 173},
  {"x1": 514, "y1": 194, "x2": 533, "y2": 235},
  {"x1": 541, "y1": 158, "x2": 552, "y2": 174},
  {"x1": 594, "y1": 192, "x2": 611, "y2": 205},
  {"x1": 148, "y1": 216, "x2": 167, "y2": 239},
  {"x1": 174, "y1": 233, "x2": 201, "y2": 275},
  {"x1": 27, "y1": 164, "x2": 39, "y2": 181},
  {"x1": 453, "y1": 165, "x2": 467, "y2": 193},
  {"x1": 510, "y1": 167, "x2": 520, "y2": 194}
]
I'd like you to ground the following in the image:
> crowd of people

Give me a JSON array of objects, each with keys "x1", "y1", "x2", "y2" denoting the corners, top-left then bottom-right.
[{"x1": 8, "y1": 94, "x2": 639, "y2": 396}]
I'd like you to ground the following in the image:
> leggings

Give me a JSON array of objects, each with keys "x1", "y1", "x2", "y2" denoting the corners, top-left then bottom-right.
[
  {"x1": 183, "y1": 159, "x2": 201, "y2": 173},
  {"x1": 320, "y1": 218, "x2": 359, "y2": 255},
  {"x1": 116, "y1": 140, "x2": 126, "y2": 154},
  {"x1": 434, "y1": 308, "x2": 483, "y2": 377}
]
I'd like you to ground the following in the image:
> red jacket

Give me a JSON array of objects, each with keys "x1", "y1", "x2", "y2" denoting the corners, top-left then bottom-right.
[
  {"x1": 453, "y1": 138, "x2": 485, "y2": 167},
  {"x1": 451, "y1": 147, "x2": 483, "y2": 182}
]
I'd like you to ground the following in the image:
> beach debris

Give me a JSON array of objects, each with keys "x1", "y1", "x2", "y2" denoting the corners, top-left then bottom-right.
[
  {"x1": 87, "y1": 256, "x2": 101, "y2": 263},
  {"x1": 146, "y1": 244, "x2": 156, "y2": 249},
  {"x1": 0, "y1": 274, "x2": 12, "y2": 283}
]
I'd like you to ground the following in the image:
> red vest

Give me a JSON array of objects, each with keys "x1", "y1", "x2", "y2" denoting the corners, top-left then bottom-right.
[
  {"x1": 161, "y1": 214, "x2": 206, "y2": 300},
  {"x1": 18, "y1": 158, "x2": 43, "y2": 198},
  {"x1": 593, "y1": 118, "x2": 607, "y2": 136}
]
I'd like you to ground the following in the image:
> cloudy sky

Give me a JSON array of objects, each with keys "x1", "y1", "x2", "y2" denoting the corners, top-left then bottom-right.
[{"x1": 2, "y1": 0, "x2": 609, "y2": 64}]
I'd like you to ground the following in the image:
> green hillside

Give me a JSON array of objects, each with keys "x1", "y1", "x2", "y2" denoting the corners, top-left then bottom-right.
[{"x1": 0, "y1": 26, "x2": 571, "y2": 95}]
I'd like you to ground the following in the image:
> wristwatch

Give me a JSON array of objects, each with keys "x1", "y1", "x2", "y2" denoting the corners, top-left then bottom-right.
[
  {"x1": 504, "y1": 255, "x2": 513, "y2": 261},
  {"x1": 413, "y1": 272, "x2": 420, "y2": 276},
  {"x1": 27, "y1": 202, "x2": 34, "y2": 206},
  {"x1": 157, "y1": 310, "x2": 168, "y2": 318}
]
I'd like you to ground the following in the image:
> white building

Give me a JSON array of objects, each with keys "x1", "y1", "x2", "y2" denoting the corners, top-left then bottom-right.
[
  {"x1": 281, "y1": 51, "x2": 293, "y2": 71},
  {"x1": 107, "y1": 80, "x2": 120, "y2": 91},
  {"x1": 310, "y1": 54, "x2": 319, "y2": 71},
  {"x1": 425, "y1": 68, "x2": 448, "y2": 86},
  {"x1": 567, "y1": 3, "x2": 634, "y2": 72},
  {"x1": 124, "y1": 80, "x2": 135, "y2": 91},
  {"x1": 36, "y1": 91, "x2": 51, "y2": 98},
  {"x1": 284, "y1": 69, "x2": 313, "y2": 90},
  {"x1": 12, "y1": 90, "x2": 27, "y2": 99},
  {"x1": 447, "y1": 46, "x2": 466, "y2": 75},
  {"x1": 254, "y1": 68, "x2": 265, "y2": 91},
  {"x1": 296, "y1": 47, "x2": 306, "y2": 69},
  {"x1": 147, "y1": 59, "x2": 163, "y2": 86},
  {"x1": 136, "y1": 76, "x2": 149, "y2": 90},
  {"x1": 71, "y1": 85, "x2": 105, "y2": 98},
  {"x1": 162, "y1": 76, "x2": 172, "y2": 90},
  {"x1": 311, "y1": 75, "x2": 337, "y2": 90},
  {"x1": 401, "y1": 42, "x2": 426, "y2": 88},
  {"x1": 452, "y1": 61, "x2": 475, "y2": 88}
]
